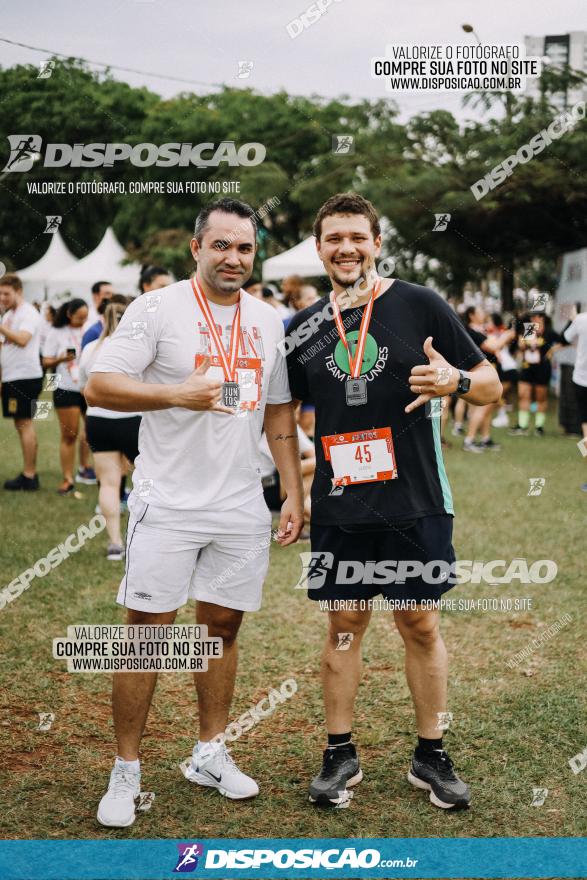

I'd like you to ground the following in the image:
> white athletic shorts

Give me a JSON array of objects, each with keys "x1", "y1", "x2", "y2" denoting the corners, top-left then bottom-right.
[{"x1": 117, "y1": 493, "x2": 273, "y2": 613}]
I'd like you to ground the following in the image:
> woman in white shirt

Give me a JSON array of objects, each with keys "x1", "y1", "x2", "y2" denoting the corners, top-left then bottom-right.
[
  {"x1": 42, "y1": 298, "x2": 88, "y2": 494},
  {"x1": 79, "y1": 302, "x2": 141, "y2": 560}
]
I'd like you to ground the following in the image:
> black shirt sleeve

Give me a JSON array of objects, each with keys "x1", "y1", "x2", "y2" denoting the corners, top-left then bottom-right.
[{"x1": 284, "y1": 310, "x2": 311, "y2": 403}]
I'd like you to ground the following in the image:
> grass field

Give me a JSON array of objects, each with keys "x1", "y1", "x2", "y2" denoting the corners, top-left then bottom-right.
[{"x1": 0, "y1": 397, "x2": 586, "y2": 848}]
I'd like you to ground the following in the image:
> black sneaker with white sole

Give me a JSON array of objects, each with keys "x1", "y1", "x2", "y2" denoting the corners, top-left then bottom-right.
[
  {"x1": 407, "y1": 748, "x2": 471, "y2": 809},
  {"x1": 309, "y1": 744, "x2": 363, "y2": 806}
]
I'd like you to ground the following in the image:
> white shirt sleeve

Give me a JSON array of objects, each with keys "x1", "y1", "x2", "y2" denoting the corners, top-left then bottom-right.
[
  {"x1": 90, "y1": 297, "x2": 157, "y2": 377},
  {"x1": 564, "y1": 318, "x2": 578, "y2": 344},
  {"x1": 42, "y1": 327, "x2": 60, "y2": 358},
  {"x1": 266, "y1": 321, "x2": 292, "y2": 405},
  {"x1": 19, "y1": 308, "x2": 41, "y2": 336}
]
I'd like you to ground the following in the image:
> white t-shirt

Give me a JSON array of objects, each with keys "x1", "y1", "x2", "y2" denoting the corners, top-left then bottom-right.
[
  {"x1": 564, "y1": 313, "x2": 587, "y2": 387},
  {"x1": 258, "y1": 425, "x2": 314, "y2": 479},
  {"x1": 42, "y1": 325, "x2": 84, "y2": 391},
  {"x1": 90, "y1": 280, "x2": 292, "y2": 511},
  {"x1": 0, "y1": 301, "x2": 42, "y2": 382},
  {"x1": 79, "y1": 338, "x2": 141, "y2": 419}
]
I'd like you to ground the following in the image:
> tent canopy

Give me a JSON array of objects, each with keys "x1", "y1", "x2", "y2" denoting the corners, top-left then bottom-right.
[
  {"x1": 18, "y1": 232, "x2": 78, "y2": 302},
  {"x1": 262, "y1": 236, "x2": 327, "y2": 281},
  {"x1": 47, "y1": 227, "x2": 142, "y2": 300}
]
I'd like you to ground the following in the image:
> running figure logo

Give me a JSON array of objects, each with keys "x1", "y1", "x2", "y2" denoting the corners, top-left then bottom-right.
[
  {"x1": 294, "y1": 552, "x2": 334, "y2": 590},
  {"x1": 173, "y1": 843, "x2": 204, "y2": 873},
  {"x1": 522, "y1": 322, "x2": 538, "y2": 340},
  {"x1": 44, "y1": 216, "x2": 62, "y2": 233},
  {"x1": 237, "y1": 61, "x2": 254, "y2": 79},
  {"x1": 336, "y1": 633, "x2": 354, "y2": 651},
  {"x1": 531, "y1": 787, "x2": 548, "y2": 806},
  {"x1": 332, "y1": 135, "x2": 355, "y2": 154},
  {"x1": 528, "y1": 478, "x2": 545, "y2": 496},
  {"x1": 433, "y1": 213, "x2": 451, "y2": 231},
  {"x1": 3, "y1": 135, "x2": 42, "y2": 172},
  {"x1": 530, "y1": 293, "x2": 549, "y2": 311}
]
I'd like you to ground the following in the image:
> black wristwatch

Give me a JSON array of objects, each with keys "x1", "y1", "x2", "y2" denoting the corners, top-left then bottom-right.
[{"x1": 456, "y1": 370, "x2": 471, "y2": 395}]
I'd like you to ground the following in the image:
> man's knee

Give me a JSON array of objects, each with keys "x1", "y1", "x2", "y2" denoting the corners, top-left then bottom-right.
[
  {"x1": 395, "y1": 610, "x2": 440, "y2": 647},
  {"x1": 327, "y1": 609, "x2": 370, "y2": 647},
  {"x1": 201, "y1": 606, "x2": 243, "y2": 645}
]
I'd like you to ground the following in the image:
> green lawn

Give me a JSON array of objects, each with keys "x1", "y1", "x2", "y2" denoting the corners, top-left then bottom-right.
[{"x1": 0, "y1": 399, "x2": 586, "y2": 844}]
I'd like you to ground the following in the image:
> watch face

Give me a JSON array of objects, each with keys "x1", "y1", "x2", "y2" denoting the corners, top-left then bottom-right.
[{"x1": 459, "y1": 373, "x2": 471, "y2": 393}]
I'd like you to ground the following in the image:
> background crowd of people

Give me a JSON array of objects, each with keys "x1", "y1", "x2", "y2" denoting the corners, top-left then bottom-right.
[{"x1": 1, "y1": 268, "x2": 586, "y2": 565}]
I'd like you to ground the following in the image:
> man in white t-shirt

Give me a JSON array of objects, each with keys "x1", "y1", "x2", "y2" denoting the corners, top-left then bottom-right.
[
  {"x1": 563, "y1": 310, "x2": 587, "y2": 491},
  {"x1": 0, "y1": 274, "x2": 43, "y2": 491},
  {"x1": 86, "y1": 198, "x2": 304, "y2": 827}
]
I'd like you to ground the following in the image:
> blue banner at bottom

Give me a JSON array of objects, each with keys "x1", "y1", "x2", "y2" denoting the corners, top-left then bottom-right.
[{"x1": 1, "y1": 838, "x2": 586, "y2": 879}]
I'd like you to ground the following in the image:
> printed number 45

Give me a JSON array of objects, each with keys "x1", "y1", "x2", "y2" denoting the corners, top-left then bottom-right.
[{"x1": 354, "y1": 444, "x2": 371, "y2": 464}]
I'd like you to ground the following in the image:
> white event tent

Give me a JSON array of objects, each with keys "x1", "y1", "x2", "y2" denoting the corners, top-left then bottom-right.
[
  {"x1": 18, "y1": 231, "x2": 78, "y2": 302},
  {"x1": 46, "y1": 227, "x2": 142, "y2": 301},
  {"x1": 262, "y1": 236, "x2": 327, "y2": 281}
]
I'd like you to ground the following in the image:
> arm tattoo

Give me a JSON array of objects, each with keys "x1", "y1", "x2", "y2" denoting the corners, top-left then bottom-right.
[{"x1": 273, "y1": 433, "x2": 297, "y2": 441}]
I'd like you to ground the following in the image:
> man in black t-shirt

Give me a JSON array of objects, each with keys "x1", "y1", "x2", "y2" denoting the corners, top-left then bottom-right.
[{"x1": 283, "y1": 193, "x2": 501, "y2": 810}]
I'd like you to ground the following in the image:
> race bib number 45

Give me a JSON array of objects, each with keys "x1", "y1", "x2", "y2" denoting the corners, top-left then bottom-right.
[{"x1": 321, "y1": 427, "x2": 397, "y2": 486}]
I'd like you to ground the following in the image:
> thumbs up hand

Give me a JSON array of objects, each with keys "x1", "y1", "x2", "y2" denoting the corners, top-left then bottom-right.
[{"x1": 405, "y1": 336, "x2": 459, "y2": 414}]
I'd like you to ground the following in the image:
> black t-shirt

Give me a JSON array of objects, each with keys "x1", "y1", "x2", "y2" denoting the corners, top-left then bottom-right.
[
  {"x1": 285, "y1": 280, "x2": 485, "y2": 526},
  {"x1": 518, "y1": 329, "x2": 560, "y2": 369}
]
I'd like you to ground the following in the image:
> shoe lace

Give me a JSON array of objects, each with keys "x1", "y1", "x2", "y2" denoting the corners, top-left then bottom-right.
[
  {"x1": 111, "y1": 767, "x2": 139, "y2": 798},
  {"x1": 426, "y1": 749, "x2": 457, "y2": 780},
  {"x1": 219, "y1": 746, "x2": 239, "y2": 771}
]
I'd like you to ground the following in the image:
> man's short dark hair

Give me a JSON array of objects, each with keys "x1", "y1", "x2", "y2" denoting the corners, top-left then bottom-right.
[
  {"x1": 313, "y1": 192, "x2": 381, "y2": 241},
  {"x1": 138, "y1": 265, "x2": 169, "y2": 293},
  {"x1": 91, "y1": 281, "x2": 111, "y2": 296},
  {"x1": 0, "y1": 273, "x2": 22, "y2": 292},
  {"x1": 194, "y1": 198, "x2": 257, "y2": 245}
]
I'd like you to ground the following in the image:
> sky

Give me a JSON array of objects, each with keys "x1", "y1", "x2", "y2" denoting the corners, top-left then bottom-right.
[{"x1": 1, "y1": 0, "x2": 585, "y2": 122}]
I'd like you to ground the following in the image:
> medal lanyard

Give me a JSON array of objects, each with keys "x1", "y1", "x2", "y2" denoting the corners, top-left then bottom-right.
[
  {"x1": 191, "y1": 276, "x2": 242, "y2": 382},
  {"x1": 330, "y1": 279, "x2": 381, "y2": 378}
]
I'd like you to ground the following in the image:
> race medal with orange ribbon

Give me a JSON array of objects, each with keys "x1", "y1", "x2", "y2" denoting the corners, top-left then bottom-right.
[
  {"x1": 330, "y1": 279, "x2": 381, "y2": 406},
  {"x1": 191, "y1": 276, "x2": 242, "y2": 409}
]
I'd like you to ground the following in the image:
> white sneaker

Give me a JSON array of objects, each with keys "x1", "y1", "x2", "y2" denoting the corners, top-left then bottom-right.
[
  {"x1": 492, "y1": 411, "x2": 509, "y2": 428},
  {"x1": 97, "y1": 758, "x2": 141, "y2": 827},
  {"x1": 185, "y1": 741, "x2": 259, "y2": 799}
]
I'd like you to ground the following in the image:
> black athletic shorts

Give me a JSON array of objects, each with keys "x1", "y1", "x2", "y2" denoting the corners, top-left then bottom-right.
[
  {"x1": 574, "y1": 382, "x2": 587, "y2": 424},
  {"x1": 1, "y1": 377, "x2": 43, "y2": 419},
  {"x1": 262, "y1": 470, "x2": 282, "y2": 511},
  {"x1": 53, "y1": 389, "x2": 87, "y2": 412},
  {"x1": 497, "y1": 367, "x2": 518, "y2": 384},
  {"x1": 308, "y1": 514, "x2": 457, "y2": 603},
  {"x1": 520, "y1": 364, "x2": 551, "y2": 386},
  {"x1": 86, "y1": 415, "x2": 141, "y2": 463}
]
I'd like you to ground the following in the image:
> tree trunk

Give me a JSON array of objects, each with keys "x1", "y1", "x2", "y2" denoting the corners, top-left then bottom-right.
[{"x1": 501, "y1": 260, "x2": 515, "y2": 312}]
